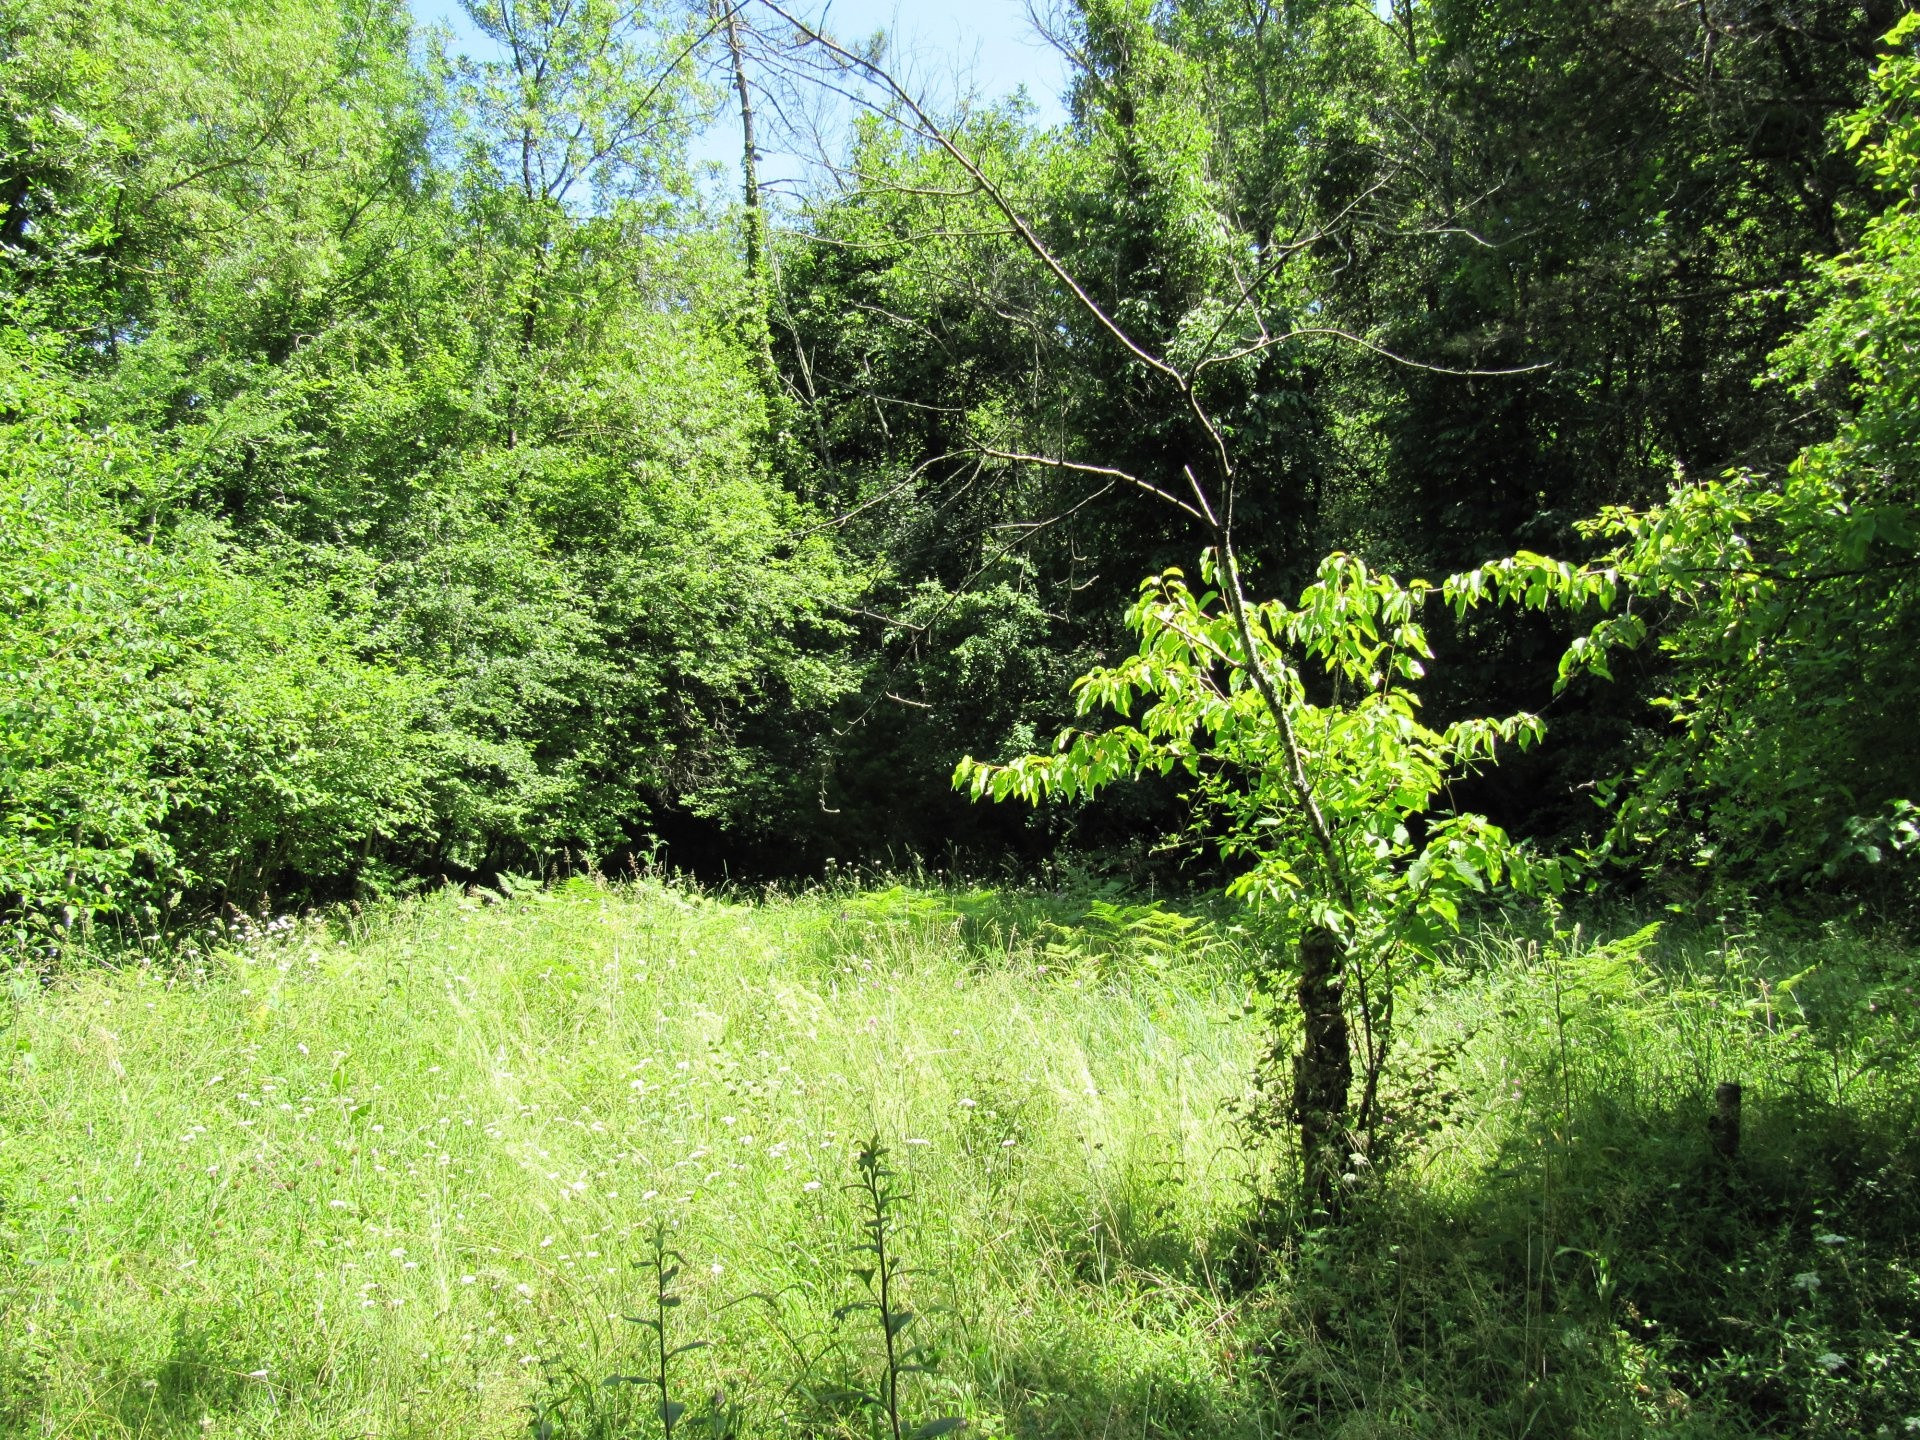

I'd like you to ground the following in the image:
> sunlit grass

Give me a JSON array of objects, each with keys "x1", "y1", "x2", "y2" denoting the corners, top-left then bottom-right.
[
  {"x1": 0, "y1": 878, "x2": 1263, "y2": 1437},
  {"x1": 1, "y1": 881, "x2": 1915, "y2": 1438}
]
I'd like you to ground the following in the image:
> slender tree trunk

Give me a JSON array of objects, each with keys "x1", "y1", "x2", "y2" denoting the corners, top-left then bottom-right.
[
  {"x1": 1293, "y1": 926, "x2": 1353, "y2": 1218},
  {"x1": 722, "y1": 2, "x2": 764, "y2": 285},
  {"x1": 718, "y1": 2, "x2": 779, "y2": 385},
  {"x1": 506, "y1": 122, "x2": 546, "y2": 450}
]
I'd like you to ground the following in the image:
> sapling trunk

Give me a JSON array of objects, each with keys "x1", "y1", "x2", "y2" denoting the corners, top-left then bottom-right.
[{"x1": 1293, "y1": 926, "x2": 1353, "y2": 1217}]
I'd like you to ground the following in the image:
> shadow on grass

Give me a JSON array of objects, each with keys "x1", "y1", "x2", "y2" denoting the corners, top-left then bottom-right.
[
  {"x1": 793, "y1": 881, "x2": 1250, "y2": 984},
  {"x1": 985, "y1": 1333, "x2": 1273, "y2": 1440},
  {"x1": 96, "y1": 1305, "x2": 286, "y2": 1434},
  {"x1": 1221, "y1": 1082, "x2": 1920, "y2": 1440}
]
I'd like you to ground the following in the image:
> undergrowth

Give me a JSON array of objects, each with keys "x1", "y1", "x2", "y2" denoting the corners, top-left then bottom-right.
[{"x1": 0, "y1": 879, "x2": 1914, "y2": 1437}]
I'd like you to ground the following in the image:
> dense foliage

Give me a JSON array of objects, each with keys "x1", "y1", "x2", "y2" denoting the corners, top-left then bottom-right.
[
  {"x1": 3, "y1": 0, "x2": 1917, "y2": 937},
  {"x1": 1, "y1": 0, "x2": 853, "y2": 933}
]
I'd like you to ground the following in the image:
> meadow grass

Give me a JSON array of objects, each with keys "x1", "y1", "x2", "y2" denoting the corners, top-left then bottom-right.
[
  {"x1": 0, "y1": 878, "x2": 1265, "y2": 1438},
  {"x1": 1, "y1": 879, "x2": 1916, "y2": 1438}
]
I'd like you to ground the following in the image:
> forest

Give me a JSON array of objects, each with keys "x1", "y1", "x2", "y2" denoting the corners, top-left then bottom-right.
[{"x1": 3, "y1": 0, "x2": 1920, "y2": 1435}]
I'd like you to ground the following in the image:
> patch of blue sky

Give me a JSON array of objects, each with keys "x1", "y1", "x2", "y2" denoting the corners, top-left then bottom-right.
[{"x1": 407, "y1": 1, "x2": 1071, "y2": 203}]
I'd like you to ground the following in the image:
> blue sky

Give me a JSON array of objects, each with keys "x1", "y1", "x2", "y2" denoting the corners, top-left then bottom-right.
[{"x1": 410, "y1": 1, "x2": 1072, "y2": 191}]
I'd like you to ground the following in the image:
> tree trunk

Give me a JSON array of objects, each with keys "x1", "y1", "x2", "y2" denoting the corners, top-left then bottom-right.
[
  {"x1": 721, "y1": 1, "x2": 764, "y2": 287},
  {"x1": 717, "y1": 1, "x2": 779, "y2": 387},
  {"x1": 1293, "y1": 926, "x2": 1353, "y2": 1218}
]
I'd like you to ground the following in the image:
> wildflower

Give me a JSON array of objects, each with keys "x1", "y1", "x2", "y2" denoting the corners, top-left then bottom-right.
[
  {"x1": 1817, "y1": 1352, "x2": 1846, "y2": 1373},
  {"x1": 1793, "y1": 1272, "x2": 1822, "y2": 1292},
  {"x1": 460, "y1": 1275, "x2": 476, "y2": 1285},
  {"x1": 803, "y1": 1181, "x2": 821, "y2": 1192}
]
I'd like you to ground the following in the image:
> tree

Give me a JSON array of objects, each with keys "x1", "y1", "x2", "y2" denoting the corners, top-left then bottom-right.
[
  {"x1": 748, "y1": 0, "x2": 1564, "y2": 1210},
  {"x1": 959, "y1": 551, "x2": 1558, "y2": 1210},
  {"x1": 0, "y1": 0, "x2": 861, "y2": 920},
  {"x1": 769, "y1": 0, "x2": 1906, "y2": 873},
  {"x1": 1515, "y1": 13, "x2": 1920, "y2": 913},
  {"x1": 0, "y1": 327, "x2": 435, "y2": 935}
]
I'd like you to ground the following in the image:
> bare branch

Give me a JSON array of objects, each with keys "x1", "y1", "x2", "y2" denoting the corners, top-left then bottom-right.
[
  {"x1": 980, "y1": 447, "x2": 1204, "y2": 522},
  {"x1": 751, "y1": 0, "x2": 1183, "y2": 385},
  {"x1": 787, "y1": 448, "x2": 977, "y2": 539},
  {"x1": 1193, "y1": 326, "x2": 1555, "y2": 381}
]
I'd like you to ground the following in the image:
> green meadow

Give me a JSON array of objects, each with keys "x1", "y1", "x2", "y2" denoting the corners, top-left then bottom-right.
[{"x1": 3, "y1": 879, "x2": 1915, "y2": 1439}]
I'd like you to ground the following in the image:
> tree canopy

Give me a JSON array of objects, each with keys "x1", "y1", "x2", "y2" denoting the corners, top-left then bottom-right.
[{"x1": 2, "y1": 0, "x2": 1916, "y2": 942}]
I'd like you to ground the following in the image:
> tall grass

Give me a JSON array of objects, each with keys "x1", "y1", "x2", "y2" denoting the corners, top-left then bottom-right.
[
  {"x1": 0, "y1": 878, "x2": 1262, "y2": 1438},
  {"x1": 0, "y1": 879, "x2": 1915, "y2": 1437}
]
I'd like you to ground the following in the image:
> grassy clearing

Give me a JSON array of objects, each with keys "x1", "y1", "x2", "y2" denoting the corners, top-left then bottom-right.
[
  {"x1": 0, "y1": 879, "x2": 1262, "y2": 1438},
  {"x1": 0, "y1": 880, "x2": 1916, "y2": 1438}
]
